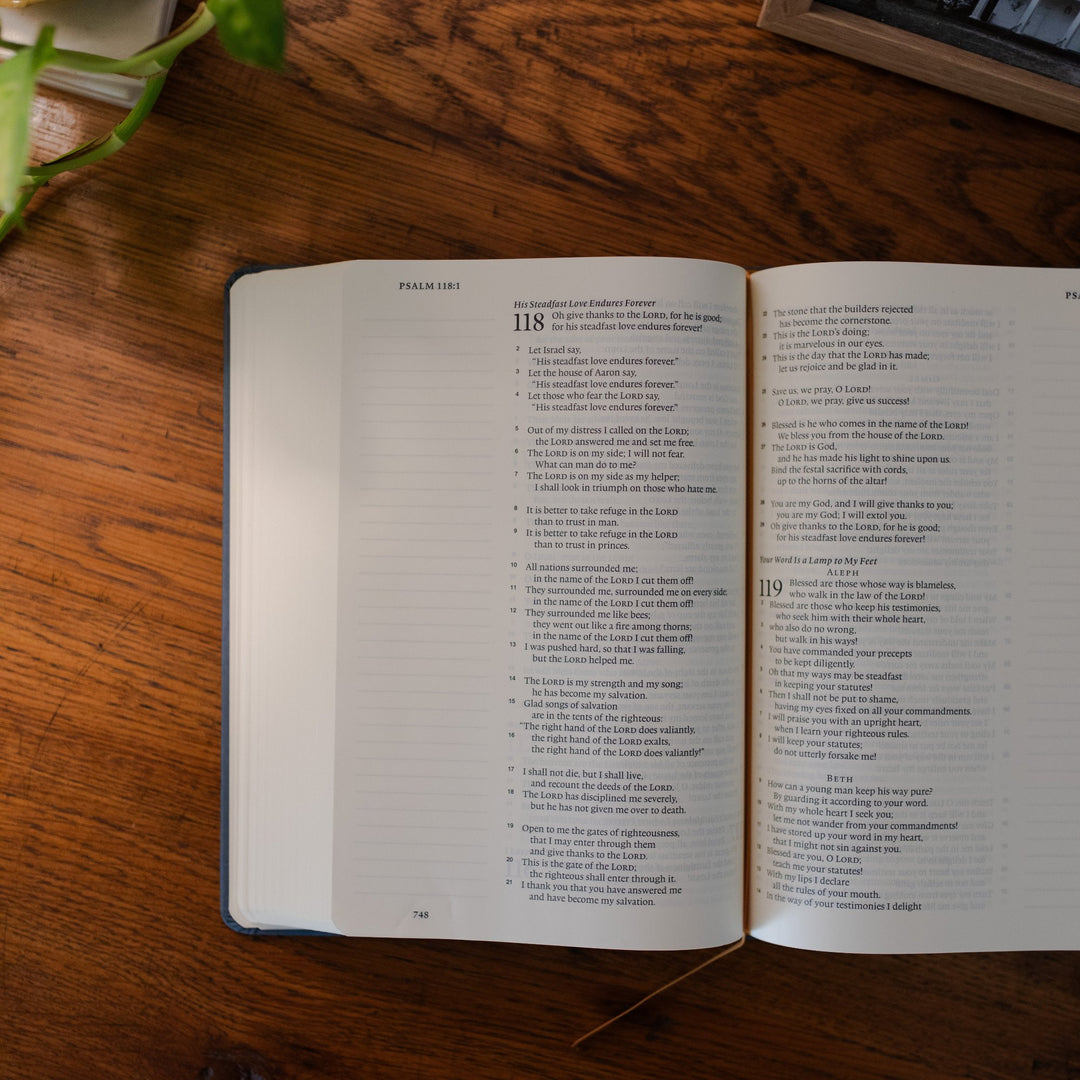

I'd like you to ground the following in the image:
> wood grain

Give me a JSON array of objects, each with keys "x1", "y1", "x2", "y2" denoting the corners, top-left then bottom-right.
[{"x1": 2, "y1": 1, "x2": 1079, "y2": 1077}]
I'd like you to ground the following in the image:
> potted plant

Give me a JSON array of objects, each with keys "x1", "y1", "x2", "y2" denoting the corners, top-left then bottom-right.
[{"x1": 0, "y1": 0, "x2": 285, "y2": 243}]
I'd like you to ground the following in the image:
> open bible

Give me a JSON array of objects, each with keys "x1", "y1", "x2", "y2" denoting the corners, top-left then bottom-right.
[{"x1": 225, "y1": 257, "x2": 1080, "y2": 952}]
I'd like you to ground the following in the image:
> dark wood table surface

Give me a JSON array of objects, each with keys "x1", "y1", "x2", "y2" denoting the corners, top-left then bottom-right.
[{"x1": 2, "y1": 1, "x2": 1078, "y2": 1077}]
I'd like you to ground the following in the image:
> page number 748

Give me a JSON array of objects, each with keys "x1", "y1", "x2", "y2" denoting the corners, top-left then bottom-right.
[{"x1": 412, "y1": 910, "x2": 430, "y2": 919}]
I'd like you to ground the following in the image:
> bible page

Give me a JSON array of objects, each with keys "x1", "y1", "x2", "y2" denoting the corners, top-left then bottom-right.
[
  {"x1": 750, "y1": 262, "x2": 1080, "y2": 953},
  {"x1": 330, "y1": 257, "x2": 746, "y2": 949}
]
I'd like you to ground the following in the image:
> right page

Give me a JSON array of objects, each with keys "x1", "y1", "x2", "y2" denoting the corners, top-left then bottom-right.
[{"x1": 749, "y1": 263, "x2": 1080, "y2": 953}]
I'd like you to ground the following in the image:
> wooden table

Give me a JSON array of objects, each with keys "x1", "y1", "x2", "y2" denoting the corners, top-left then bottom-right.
[{"x1": 2, "y1": 1, "x2": 1078, "y2": 1076}]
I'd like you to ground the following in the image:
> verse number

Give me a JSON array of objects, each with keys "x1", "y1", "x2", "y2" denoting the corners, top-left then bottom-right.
[{"x1": 412, "y1": 910, "x2": 430, "y2": 919}]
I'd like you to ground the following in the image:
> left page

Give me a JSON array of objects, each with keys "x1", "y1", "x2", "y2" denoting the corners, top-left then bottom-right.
[{"x1": 229, "y1": 257, "x2": 748, "y2": 949}]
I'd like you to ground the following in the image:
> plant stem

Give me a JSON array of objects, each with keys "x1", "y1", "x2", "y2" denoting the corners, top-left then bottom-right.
[
  {"x1": 0, "y1": 3, "x2": 217, "y2": 242},
  {"x1": 0, "y1": 66, "x2": 170, "y2": 240},
  {"x1": 0, "y1": 3, "x2": 217, "y2": 77},
  {"x1": 0, "y1": 183, "x2": 37, "y2": 245},
  {"x1": 29, "y1": 70, "x2": 169, "y2": 179}
]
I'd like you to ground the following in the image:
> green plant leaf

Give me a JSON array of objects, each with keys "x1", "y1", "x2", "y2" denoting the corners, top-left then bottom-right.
[
  {"x1": 0, "y1": 25, "x2": 57, "y2": 214},
  {"x1": 206, "y1": 0, "x2": 285, "y2": 70}
]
